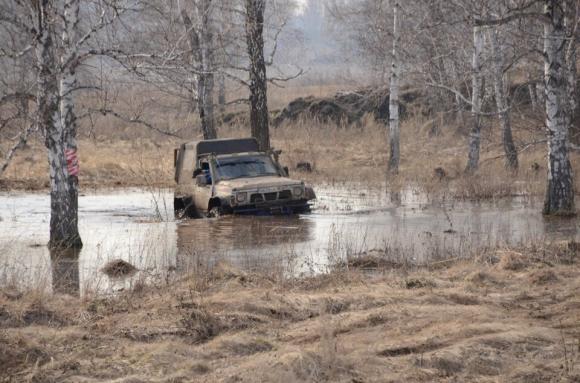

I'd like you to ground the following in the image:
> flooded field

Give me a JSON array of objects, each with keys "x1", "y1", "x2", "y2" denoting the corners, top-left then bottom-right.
[{"x1": 0, "y1": 186, "x2": 577, "y2": 296}]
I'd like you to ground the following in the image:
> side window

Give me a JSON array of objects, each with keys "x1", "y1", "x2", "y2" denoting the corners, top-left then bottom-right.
[{"x1": 200, "y1": 161, "x2": 212, "y2": 185}]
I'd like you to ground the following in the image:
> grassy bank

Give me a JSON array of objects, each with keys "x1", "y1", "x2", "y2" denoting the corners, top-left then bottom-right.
[
  {"x1": 2, "y1": 244, "x2": 580, "y2": 382},
  {"x1": 2, "y1": 110, "x2": 579, "y2": 201}
]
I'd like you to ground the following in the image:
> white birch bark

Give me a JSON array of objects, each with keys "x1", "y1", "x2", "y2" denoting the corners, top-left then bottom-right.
[
  {"x1": 180, "y1": 1, "x2": 217, "y2": 140},
  {"x1": 489, "y1": 28, "x2": 518, "y2": 169},
  {"x1": 466, "y1": 25, "x2": 484, "y2": 172},
  {"x1": 543, "y1": 0, "x2": 575, "y2": 215},
  {"x1": 35, "y1": 0, "x2": 82, "y2": 248},
  {"x1": 565, "y1": 0, "x2": 577, "y2": 125},
  {"x1": 527, "y1": 73, "x2": 538, "y2": 110},
  {"x1": 536, "y1": 80, "x2": 546, "y2": 106},
  {"x1": 388, "y1": 0, "x2": 400, "y2": 173}
]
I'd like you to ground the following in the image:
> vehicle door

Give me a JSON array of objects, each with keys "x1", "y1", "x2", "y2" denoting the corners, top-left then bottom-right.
[{"x1": 193, "y1": 159, "x2": 214, "y2": 212}]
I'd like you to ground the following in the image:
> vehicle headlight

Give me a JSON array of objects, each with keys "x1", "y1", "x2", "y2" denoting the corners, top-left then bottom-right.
[
  {"x1": 292, "y1": 186, "x2": 304, "y2": 197},
  {"x1": 236, "y1": 192, "x2": 247, "y2": 203}
]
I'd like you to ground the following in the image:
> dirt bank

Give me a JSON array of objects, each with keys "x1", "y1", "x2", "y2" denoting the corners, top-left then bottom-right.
[
  {"x1": 2, "y1": 245, "x2": 580, "y2": 382},
  {"x1": 272, "y1": 86, "x2": 421, "y2": 127}
]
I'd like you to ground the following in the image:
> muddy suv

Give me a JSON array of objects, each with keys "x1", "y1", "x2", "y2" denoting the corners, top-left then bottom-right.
[{"x1": 174, "y1": 138, "x2": 315, "y2": 217}]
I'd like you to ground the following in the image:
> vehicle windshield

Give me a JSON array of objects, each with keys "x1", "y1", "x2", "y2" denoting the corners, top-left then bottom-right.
[{"x1": 215, "y1": 155, "x2": 280, "y2": 180}]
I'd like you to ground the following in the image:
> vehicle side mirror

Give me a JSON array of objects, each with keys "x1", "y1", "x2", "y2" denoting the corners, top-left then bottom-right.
[
  {"x1": 193, "y1": 168, "x2": 202, "y2": 178},
  {"x1": 196, "y1": 174, "x2": 208, "y2": 186}
]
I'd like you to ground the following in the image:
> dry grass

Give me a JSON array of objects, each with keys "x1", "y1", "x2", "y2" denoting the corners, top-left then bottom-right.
[
  {"x1": 2, "y1": 84, "x2": 579, "y2": 202},
  {"x1": 2, "y1": 243, "x2": 580, "y2": 382}
]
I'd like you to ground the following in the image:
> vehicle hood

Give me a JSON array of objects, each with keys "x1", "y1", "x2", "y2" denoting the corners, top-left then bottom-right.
[{"x1": 216, "y1": 176, "x2": 303, "y2": 191}]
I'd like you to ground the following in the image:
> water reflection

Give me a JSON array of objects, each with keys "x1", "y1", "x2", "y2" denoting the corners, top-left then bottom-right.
[
  {"x1": 176, "y1": 215, "x2": 314, "y2": 273},
  {"x1": 50, "y1": 248, "x2": 80, "y2": 296},
  {"x1": 542, "y1": 216, "x2": 578, "y2": 241},
  {"x1": 1, "y1": 188, "x2": 580, "y2": 294}
]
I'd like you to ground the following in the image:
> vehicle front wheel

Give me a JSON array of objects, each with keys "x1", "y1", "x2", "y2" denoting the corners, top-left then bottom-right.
[
  {"x1": 175, "y1": 197, "x2": 201, "y2": 219},
  {"x1": 207, "y1": 206, "x2": 222, "y2": 218}
]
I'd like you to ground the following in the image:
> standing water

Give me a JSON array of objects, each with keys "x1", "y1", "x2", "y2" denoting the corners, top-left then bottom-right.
[{"x1": 0, "y1": 186, "x2": 577, "y2": 295}]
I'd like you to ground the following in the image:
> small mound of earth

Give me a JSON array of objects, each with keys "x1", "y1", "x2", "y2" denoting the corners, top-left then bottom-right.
[
  {"x1": 465, "y1": 271, "x2": 497, "y2": 286},
  {"x1": 101, "y1": 259, "x2": 138, "y2": 278},
  {"x1": 528, "y1": 269, "x2": 558, "y2": 285},
  {"x1": 273, "y1": 86, "x2": 424, "y2": 127},
  {"x1": 496, "y1": 251, "x2": 527, "y2": 271}
]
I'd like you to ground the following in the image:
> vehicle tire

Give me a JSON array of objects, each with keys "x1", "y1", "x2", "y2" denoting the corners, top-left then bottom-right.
[
  {"x1": 207, "y1": 206, "x2": 222, "y2": 218},
  {"x1": 175, "y1": 197, "x2": 201, "y2": 219}
]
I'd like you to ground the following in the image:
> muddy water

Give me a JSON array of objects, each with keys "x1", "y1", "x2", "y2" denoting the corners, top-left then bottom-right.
[{"x1": 0, "y1": 186, "x2": 577, "y2": 295}]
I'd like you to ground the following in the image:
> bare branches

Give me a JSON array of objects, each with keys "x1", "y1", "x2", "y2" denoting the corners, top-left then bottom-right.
[
  {"x1": 268, "y1": 67, "x2": 304, "y2": 87},
  {"x1": 85, "y1": 108, "x2": 182, "y2": 138},
  {"x1": 0, "y1": 123, "x2": 38, "y2": 177}
]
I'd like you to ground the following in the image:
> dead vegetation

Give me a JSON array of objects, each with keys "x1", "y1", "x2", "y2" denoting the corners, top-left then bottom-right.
[
  {"x1": 101, "y1": 259, "x2": 138, "y2": 278},
  {"x1": 1, "y1": 82, "x2": 578, "y2": 202},
  {"x1": 2, "y1": 244, "x2": 580, "y2": 382}
]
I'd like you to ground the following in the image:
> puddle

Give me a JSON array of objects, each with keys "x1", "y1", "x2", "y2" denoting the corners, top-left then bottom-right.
[{"x1": 0, "y1": 186, "x2": 577, "y2": 296}]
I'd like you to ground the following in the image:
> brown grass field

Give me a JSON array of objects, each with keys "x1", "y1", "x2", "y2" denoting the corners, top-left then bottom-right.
[
  {"x1": 2, "y1": 244, "x2": 580, "y2": 382},
  {"x1": 3, "y1": 105, "x2": 580, "y2": 201}
]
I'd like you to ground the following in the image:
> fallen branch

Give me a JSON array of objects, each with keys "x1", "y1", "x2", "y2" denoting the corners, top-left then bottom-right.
[{"x1": 479, "y1": 139, "x2": 548, "y2": 165}]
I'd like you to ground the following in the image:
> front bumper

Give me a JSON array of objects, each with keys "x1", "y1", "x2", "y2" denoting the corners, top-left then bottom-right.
[{"x1": 231, "y1": 199, "x2": 312, "y2": 215}]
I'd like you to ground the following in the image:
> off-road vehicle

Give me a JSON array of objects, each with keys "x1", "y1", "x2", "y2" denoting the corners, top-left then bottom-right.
[{"x1": 174, "y1": 138, "x2": 315, "y2": 217}]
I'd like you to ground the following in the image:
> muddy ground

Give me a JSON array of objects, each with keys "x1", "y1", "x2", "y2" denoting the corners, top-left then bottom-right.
[{"x1": 2, "y1": 245, "x2": 580, "y2": 382}]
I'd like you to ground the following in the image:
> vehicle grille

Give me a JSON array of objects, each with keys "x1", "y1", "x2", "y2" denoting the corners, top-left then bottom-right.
[
  {"x1": 251, "y1": 194, "x2": 264, "y2": 203},
  {"x1": 278, "y1": 190, "x2": 292, "y2": 199},
  {"x1": 249, "y1": 190, "x2": 292, "y2": 203}
]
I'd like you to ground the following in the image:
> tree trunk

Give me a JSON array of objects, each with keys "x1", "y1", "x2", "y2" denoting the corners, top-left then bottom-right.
[
  {"x1": 543, "y1": 0, "x2": 575, "y2": 215},
  {"x1": 565, "y1": 0, "x2": 578, "y2": 141},
  {"x1": 218, "y1": 73, "x2": 226, "y2": 114},
  {"x1": 245, "y1": 0, "x2": 270, "y2": 151},
  {"x1": 180, "y1": 2, "x2": 216, "y2": 140},
  {"x1": 536, "y1": 78, "x2": 546, "y2": 106},
  {"x1": 565, "y1": 0, "x2": 577, "y2": 113},
  {"x1": 198, "y1": 0, "x2": 217, "y2": 139},
  {"x1": 388, "y1": 1, "x2": 400, "y2": 173},
  {"x1": 527, "y1": 73, "x2": 538, "y2": 110},
  {"x1": 466, "y1": 25, "x2": 484, "y2": 173},
  {"x1": 489, "y1": 28, "x2": 518, "y2": 170},
  {"x1": 36, "y1": 0, "x2": 82, "y2": 249}
]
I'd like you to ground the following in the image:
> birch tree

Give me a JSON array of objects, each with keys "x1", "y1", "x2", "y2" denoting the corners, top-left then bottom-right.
[
  {"x1": 543, "y1": 0, "x2": 575, "y2": 215},
  {"x1": 388, "y1": 0, "x2": 400, "y2": 173},
  {"x1": 31, "y1": 0, "x2": 83, "y2": 249},
  {"x1": 179, "y1": 0, "x2": 218, "y2": 139},
  {"x1": 489, "y1": 27, "x2": 518, "y2": 170},
  {"x1": 245, "y1": 0, "x2": 270, "y2": 150},
  {"x1": 465, "y1": 24, "x2": 484, "y2": 172},
  {"x1": 1, "y1": 0, "x2": 141, "y2": 248},
  {"x1": 564, "y1": 0, "x2": 578, "y2": 132}
]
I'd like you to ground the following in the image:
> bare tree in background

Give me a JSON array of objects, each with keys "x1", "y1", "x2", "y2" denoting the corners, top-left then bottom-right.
[
  {"x1": 388, "y1": 0, "x2": 400, "y2": 173},
  {"x1": 465, "y1": 23, "x2": 484, "y2": 172},
  {"x1": 543, "y1": 0, "x2": 575, "y2": 215},
  {"x1": 180, "y1": 0, "x2": 217, "y2": 139},
  {"x1": 489, "y1": 27, "x2": 518, "y2": 170},
  {"x1": 245, "y1": 0, "x2": 270, "y2": 150}
]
